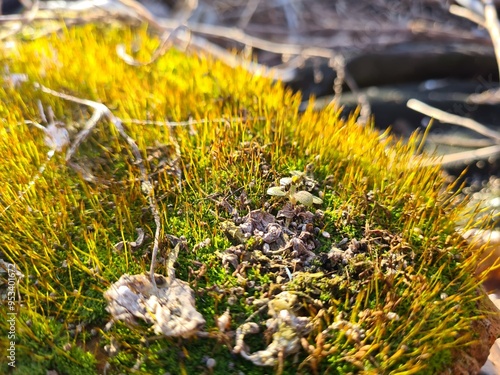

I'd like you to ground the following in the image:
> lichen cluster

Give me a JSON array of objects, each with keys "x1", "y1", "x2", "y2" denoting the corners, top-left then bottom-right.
[{"x1": 0, "y1": 24, "x2": 492, "y2": 374}]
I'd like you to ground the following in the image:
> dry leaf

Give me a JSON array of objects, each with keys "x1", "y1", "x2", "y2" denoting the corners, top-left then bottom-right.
[{"x1": 104, "y1": 273, "x2": 205, "y2": 338}]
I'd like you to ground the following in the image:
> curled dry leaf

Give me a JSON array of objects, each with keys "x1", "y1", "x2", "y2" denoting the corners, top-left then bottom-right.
[
  {"x1": 129, "y1": 228, "x2": 145, "y2": 248},
  {"x1": 242, "y1": 210, "x2": 276, "y2": 233},
  {"x1": 217, "y1": 309, "x2": 232, "y2": 333},
  {"x1": 113, "y1": 228, "x2": 146, "y2": 252}
]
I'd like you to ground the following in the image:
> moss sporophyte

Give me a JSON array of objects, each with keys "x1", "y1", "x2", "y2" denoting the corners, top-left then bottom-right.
[{"x1": 0, "y1": 24, "x2": 497, "y2": 375}]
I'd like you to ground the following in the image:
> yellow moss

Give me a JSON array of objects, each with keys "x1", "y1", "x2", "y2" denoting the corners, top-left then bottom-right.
[{"x1": 0, "y1": 23, "x2": 492, "y2": 374}]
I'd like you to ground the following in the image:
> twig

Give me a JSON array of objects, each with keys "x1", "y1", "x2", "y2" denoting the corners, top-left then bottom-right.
[
  {"x1": 426, "y1": 134, "x2": 496, "y2": 148},
  {"x1": 423, "y1": 144, "x2": 500, "y2": 167},
  {"x1": 407, "y1": 1, "x2": 500, "y2": 167},
  {"x1": 38, "y1": 84, "x2": 163, "y2": 288},
  {"x1": 451, "y1": 0, "x2": 500, "y2": 85},
  {"x1": 282, "y1": 0, "x2": 300, "y2": 31},
  {"x1": 238, "y1": 0, "x2": 261, "y2": 29},
  {"x1": 454, "y1": 0, "x2": 486, "y2": 18},
  {"x1": 115, "y1": 0, "x2": 164, "y2": 30},
  {"x1": 449, "y1": 4, "x2": 485, "y2": 27},
  {"x1": 1, "y1": 102, "x2": 68, "y2": 216},
  {"x1": 116, "y1": 25, "x2": 192, "y2": 66},
  {"x1": 407, "y1": 99, "x2": 500, "y2": 143},
  {"x1": 122, "y1": 116, "x2": 266, "y2": 127},
  {"x1": 408, "y1": 98, "x2": 500, "y2": 166},
  {"x1": 166, "y1": 20, "x2": 339, "y2": 59},
  {"x1": 330, "y1": 56, "x2": 345, "y2": 110},
  {"x1": 482, "y1": 0, "x2": 500, "y2": 81}
]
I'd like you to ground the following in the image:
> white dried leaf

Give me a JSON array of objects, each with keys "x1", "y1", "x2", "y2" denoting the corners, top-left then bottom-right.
[
  {"x1": 114, "y1": 228, "x2": 146, "y2": 252},
  {"x1": 3, "y1": 73, "x2": 28, "y2": 87},
  {"x1": 104, "y1": 337, "x2": 120, "y2": 357},
  {"x1": 141, "y1": 181, "x2": 153, "y2": 194},
  {"x1": 104, "y1": 273, "x2": 205, "y2": 338},
  {"x1": 129, "y1": 228, "x2": 145, "y2": 248},
  {"x1": 113, "y1": 241, "x2": 125, "y2": 252},
  {"x1": 217, "y1": 309, "x2": 231, "y2": 332},
  {"x1": 387, "y1": 312, "x2": 400, "y2": 321}
]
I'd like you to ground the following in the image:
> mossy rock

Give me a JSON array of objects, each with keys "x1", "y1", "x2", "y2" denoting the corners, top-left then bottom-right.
[{"x1": 0, "y1": 24, "x2": 498, "y2": 374}]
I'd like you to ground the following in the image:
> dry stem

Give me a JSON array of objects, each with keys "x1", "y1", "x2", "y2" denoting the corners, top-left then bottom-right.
[
  {"x1": 407, "y1": 98, "x2": 500, "y2": 166},
  {"x1": 407, "y1": 99, "x2": 500, "y2": 143},
  {"x1": 38, "y1": 84, "x2": 163, "y2": 288}
]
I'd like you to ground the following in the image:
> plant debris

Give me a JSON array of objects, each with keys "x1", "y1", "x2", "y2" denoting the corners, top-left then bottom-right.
[
  {"x1": 113, "y1": 227, "x2": 145, "y2": 252},
  {"x1": 233, "y1": 292, "x2": 312, "y2": 366},
  {"x1": 218, "y1": 193, "x2": 325, "y2": 279},
  {"x1": 104, "y1": 242, "x2": 205, "y2": 337},
  {"x1": 104, "y1": 272, "x2": 205, "y2": 337}
]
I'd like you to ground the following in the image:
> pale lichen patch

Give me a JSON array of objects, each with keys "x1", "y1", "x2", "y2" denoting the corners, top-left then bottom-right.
[
  {"x1": 234, "y1": 292, "x2": 312, "y2": 367},
  {"x1": 104, "y1": 272, "x2": 205, "y2": 338}
]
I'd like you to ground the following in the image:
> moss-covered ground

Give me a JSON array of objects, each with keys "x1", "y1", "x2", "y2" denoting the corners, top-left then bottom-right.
[{"x1": 0, "y1": 24, "x2": 492, "y2": 374}]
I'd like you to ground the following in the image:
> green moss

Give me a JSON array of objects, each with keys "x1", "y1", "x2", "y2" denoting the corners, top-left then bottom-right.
[
  {"x1": 0, "y1": 23, "x2": 491, "y2": 374},
  {"x1": 54, "y1": 346, "x2": 97, "y2": 375}
]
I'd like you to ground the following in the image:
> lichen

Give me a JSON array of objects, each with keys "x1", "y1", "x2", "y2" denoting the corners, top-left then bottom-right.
[
  {"x1": 104, "y1": 241, "x2": 205, "y2": 338},
  {"x1": 0, "y1": 23, "x2": 495, "y2": 375},
  {"x1": 233, "y1": 292, "x2": 312, "y2": 367}
]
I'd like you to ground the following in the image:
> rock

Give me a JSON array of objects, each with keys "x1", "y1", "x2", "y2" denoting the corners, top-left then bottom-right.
[{"x1": 443, "y1": 292, "x2": 500, "y2": 375}]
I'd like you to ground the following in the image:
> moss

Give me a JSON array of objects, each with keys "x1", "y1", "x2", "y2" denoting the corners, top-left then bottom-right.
[{"x1": 0, "y1": 23, "x2": 491, "y2": 374}]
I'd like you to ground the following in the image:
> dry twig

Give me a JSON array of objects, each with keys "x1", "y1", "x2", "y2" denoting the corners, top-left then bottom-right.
[
  {"x1": 407, "y1": 98, "x2": 500, "y2": 166},
  {"x1": 433, "y1": 145, "x2": 500, "y2": 166},
  {"x1": 406, "y1": 0, "x2": 500, "y2": 167},
  {"x1": 38, "y1": 84, "x2": 163, "y2": 288},
  {"x1": 407, "y1": 99, "x2": 500, "y2": 143},
  {"x1": 452, "y1": 0, "x2": 500, "y2": 77}
]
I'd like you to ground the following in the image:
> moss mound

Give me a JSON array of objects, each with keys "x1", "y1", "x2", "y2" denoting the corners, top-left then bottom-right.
[{"x1": 0, "y1": 24, "x2": 493, "y2": 374}]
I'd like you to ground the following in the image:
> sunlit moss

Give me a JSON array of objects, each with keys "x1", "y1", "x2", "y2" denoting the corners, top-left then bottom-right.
[{"x1": 0, "y1": 23, "x2": 493, "y2": 374}]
